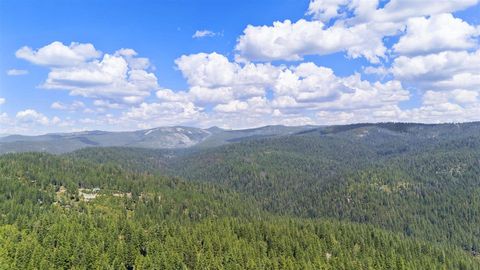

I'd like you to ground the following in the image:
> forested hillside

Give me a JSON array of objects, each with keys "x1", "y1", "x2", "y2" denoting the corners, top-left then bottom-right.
[
  {"x1": 69, "y1": 123, "x2": 480, "y2": 259},
  {"x1": 164, "y1": 123, "x2": 480, "y2": 253},
  {"x1": 2, "y1": 122, "x2": 480, "y2": 268},
  {"x1": 1, "y1": 153, "x2": 479, "y2": 269}
]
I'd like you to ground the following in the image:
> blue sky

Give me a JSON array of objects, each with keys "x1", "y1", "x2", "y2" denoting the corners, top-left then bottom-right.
[{"x1": 1, "y1": 0, "x2": 480, "y2": 134}]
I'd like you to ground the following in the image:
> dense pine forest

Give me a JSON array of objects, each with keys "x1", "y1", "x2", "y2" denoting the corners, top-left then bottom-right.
[{"x1": 2, "y1": 123, "x2": 480, "y2": 269}]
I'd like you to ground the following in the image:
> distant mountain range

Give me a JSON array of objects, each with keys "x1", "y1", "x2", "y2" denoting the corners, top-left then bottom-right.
[
  {"x1": 0, "y1": 125, "x2": 317, "y2": 154},
  {"x1": 1, "y1": 122, "x2": 479, "y2": 154}
]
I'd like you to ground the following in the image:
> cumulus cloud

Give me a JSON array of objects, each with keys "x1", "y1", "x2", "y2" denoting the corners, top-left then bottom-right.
[
  {"x1": 6, "y1": 69, "x2": 29, "y2": 76},
  {"x1": 7, "y1": 112, "x2": 75, "y2": 134},
  {"x1": 274, "y1": 62, "x2": 351, "y2": 102},
  {"x1": 94, "y1": 51, "x2": 413, "y2": 130},
  {"x1": 175, "y1": 52, "x2": 279, "y2": 88},
  {"x1": 214, "y1": 100, "x2": 249, "y2": 113},
  {"x1": 175, "y1": 52, "x2": 280, "y2": 103},
  {"x1": 16, "y1": 41, "x2": 100, "y2": 67},
  {"x1": 391, "y1": 49, "x2": 480, "y2": 91},
  {"x1": 156, "y1": 88, "x2": 190, "y2": 102},
  {"x1": 16, "y1": 109, "x2": 51, "y2": 125},
  {"x1": 423, "y1": 89, "x2": 478, "y2": 105},
  {"x1": 235, "y1": 19, "x2": 391, "y2": 63},
  {"x1": 312, "y1": 75, "x2": 409, "y2": 111},
  {"x1": 267, "y1": 63, "x2": 410, "y2": 115},
  {"x1": 115, "y1": 48, "x2": 152, "y2": 69},
  {"x1": 188, "y1": 86, "x2": 234, "y2": 104},
  {"x1": 306, "y1": 0, "x2": 349, "y2": 22},
  {"x1": 384, "y1": 47, "x2": 480, "y2": 123},
  {"x1": 161, "y1": 53, "x2": 410, "y2": 125},
  {"x1": 176, "y1": 52, "x2": 237, "y2": 87},
  {"x1": 315, "y1": 0, "x2": 480, "y2": 36},
  {"x1": 363, "y1": 65, "x2": 389, "y2": 77},
  {"x1": 394, "y1": 13, "x2": 480, "y2": 55},
  {"x1": 367, "y1": 0, "x2": 479, "y2": 23},
  {"x1": 236, "y1": 0, "x2": 479, "y2": 63},
  {"x1": 400, "y1": 102, "x2": 480, "y2": 124},
  {"x1": 42, "y1": 53, "x2": 158, "y2": 102},
  {"x1": 0, "y1": 98, "x2": 5, "y2": 105},
  {"x1": 308, "y1": 0, "x2": 479, "y2": 24},
  {"x1": 17, "y1": 42, "x2": 159, "y2": 103},
  {"x1": 121, "y1": 101, "x2": 201, "y2": 128}
]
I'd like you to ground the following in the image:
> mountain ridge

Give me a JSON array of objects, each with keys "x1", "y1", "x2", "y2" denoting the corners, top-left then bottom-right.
[
  {"x1": 0, "y1": 124, "x2": 317, "y2": 153},
  {"x1": 1, "y1": 121, "x2": 480, "y2": 154}
]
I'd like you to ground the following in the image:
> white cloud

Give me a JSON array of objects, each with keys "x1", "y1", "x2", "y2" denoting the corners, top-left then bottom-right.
[
  {"x1": 156, "y1": 88, "x2": 190, "y2": 102},
  {"x1": 175, "y1": 52, "x2": 279, "y2": 88},
  {"x1": 42, "y1": 54, "x2": 158, "y2": 102},
  {"x1": 176, "y1": 52, "x2": 237, "y2": 87},
  {"x1": 368, "y1": 0, "x2": 479, "y2": 23},
  {"x1": 314, "y1": 74, "x2": 409, "y2": 110},
  {"x1": 103, "y1": 52, "x2": 414, "y2": 130},
  {"x1": 270, "y1": 63, "x2": 409, "y2": 113},
  {"x1": 306, "y1": 0, "x2": 349, "y2": 22},
  {"x1": 189, "y1": 86, "x2": 234, "y2": 104},
  {"x1": 214, "y1": 100, "x2": 249, "y2": 113},
  {"x1": 115, "y1": 48, "x2": 151, "y2": 69},
  {"x1": 121, "y1": 101, "x2": 201, "y2": 129},
  {"x1": 236, "y1": 0, "x2": 479, "y2": 63},
  {"x1": 6, "y1": 69, "x2": 29, "y2": 76},
  {"x1": 175, "y1": 52, "x2": 280, "y2": 103},
  {"x1": 391, "y1": 49, "x2": 480, "y2": 91},
  {"x1": 394, "y1": 13, "x2": 479, "y2": 55},
  {"x1": 16, "y1": 41, "x2": 101, "y2": 67},
  {"x1": 0, "y1": 98, "x2": 5, "y2": 105},
  {"x1": 452, "y1": 89, "x2": 479, "y2": 104},
  {"x1": 423, "y1": 89, "x2": 478, "y2": 105},
  {"x1": 17, "y1": 42, "x2": 159, "y2": 104},
  {"x1": 363, "y1": 65, "x2": 389, "y2": 77},
  {"x1": 51, "y1": 101, "x2": 85, "y2": 110},
  {"x1": 175, "y1": 53, "x2": 332, "y2": 110},
  {"x1": 434, "y1": 73, "x2": 480, "y2": 91},
  {"x1": 0, "y1": 112, "x2": 73, "y2": 135},
  {"x1": 401, "y1": 102, "x2": 480, "y2": 123},
  {"x1": 235, "y1": 19, "x2": 391, "y2": 63},
  {"x1": 274, "y1": 62, "x2": 350, "y2": 102},
  {"x1": 171, "y1": 54, "x2": 411, "y2": 124},
  {"x1": 192, "y1": 30, "x2": 216, "y2": 38},
  {"x1": 50, "y1": 102, "x2": 66, "y2": 110},
  {"x1": 307, "y1": 0, "x2": 476, "y2": 24},
  {"x1": 16, "y1": 109, "x2": 51, "y2": 125}
]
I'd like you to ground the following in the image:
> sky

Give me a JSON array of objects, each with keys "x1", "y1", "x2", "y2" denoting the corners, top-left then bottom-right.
[{"x1": 1, "y1": 0, "x2": 480, "y2": 134}]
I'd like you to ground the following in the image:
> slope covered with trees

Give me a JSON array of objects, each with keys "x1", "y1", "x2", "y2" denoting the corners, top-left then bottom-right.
[
  {"x1": 162, "y1": 123, "x2": 480, "y2": 253},
  {"x1": 2, "y1": 122, "x2": 480, "y2": 268},
  {"x1": 69, "y1": 122, "x2": 480, "y2": 258},
  {"x1": 1, "y1": 152, "x2": 479, "y2": 269}
]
